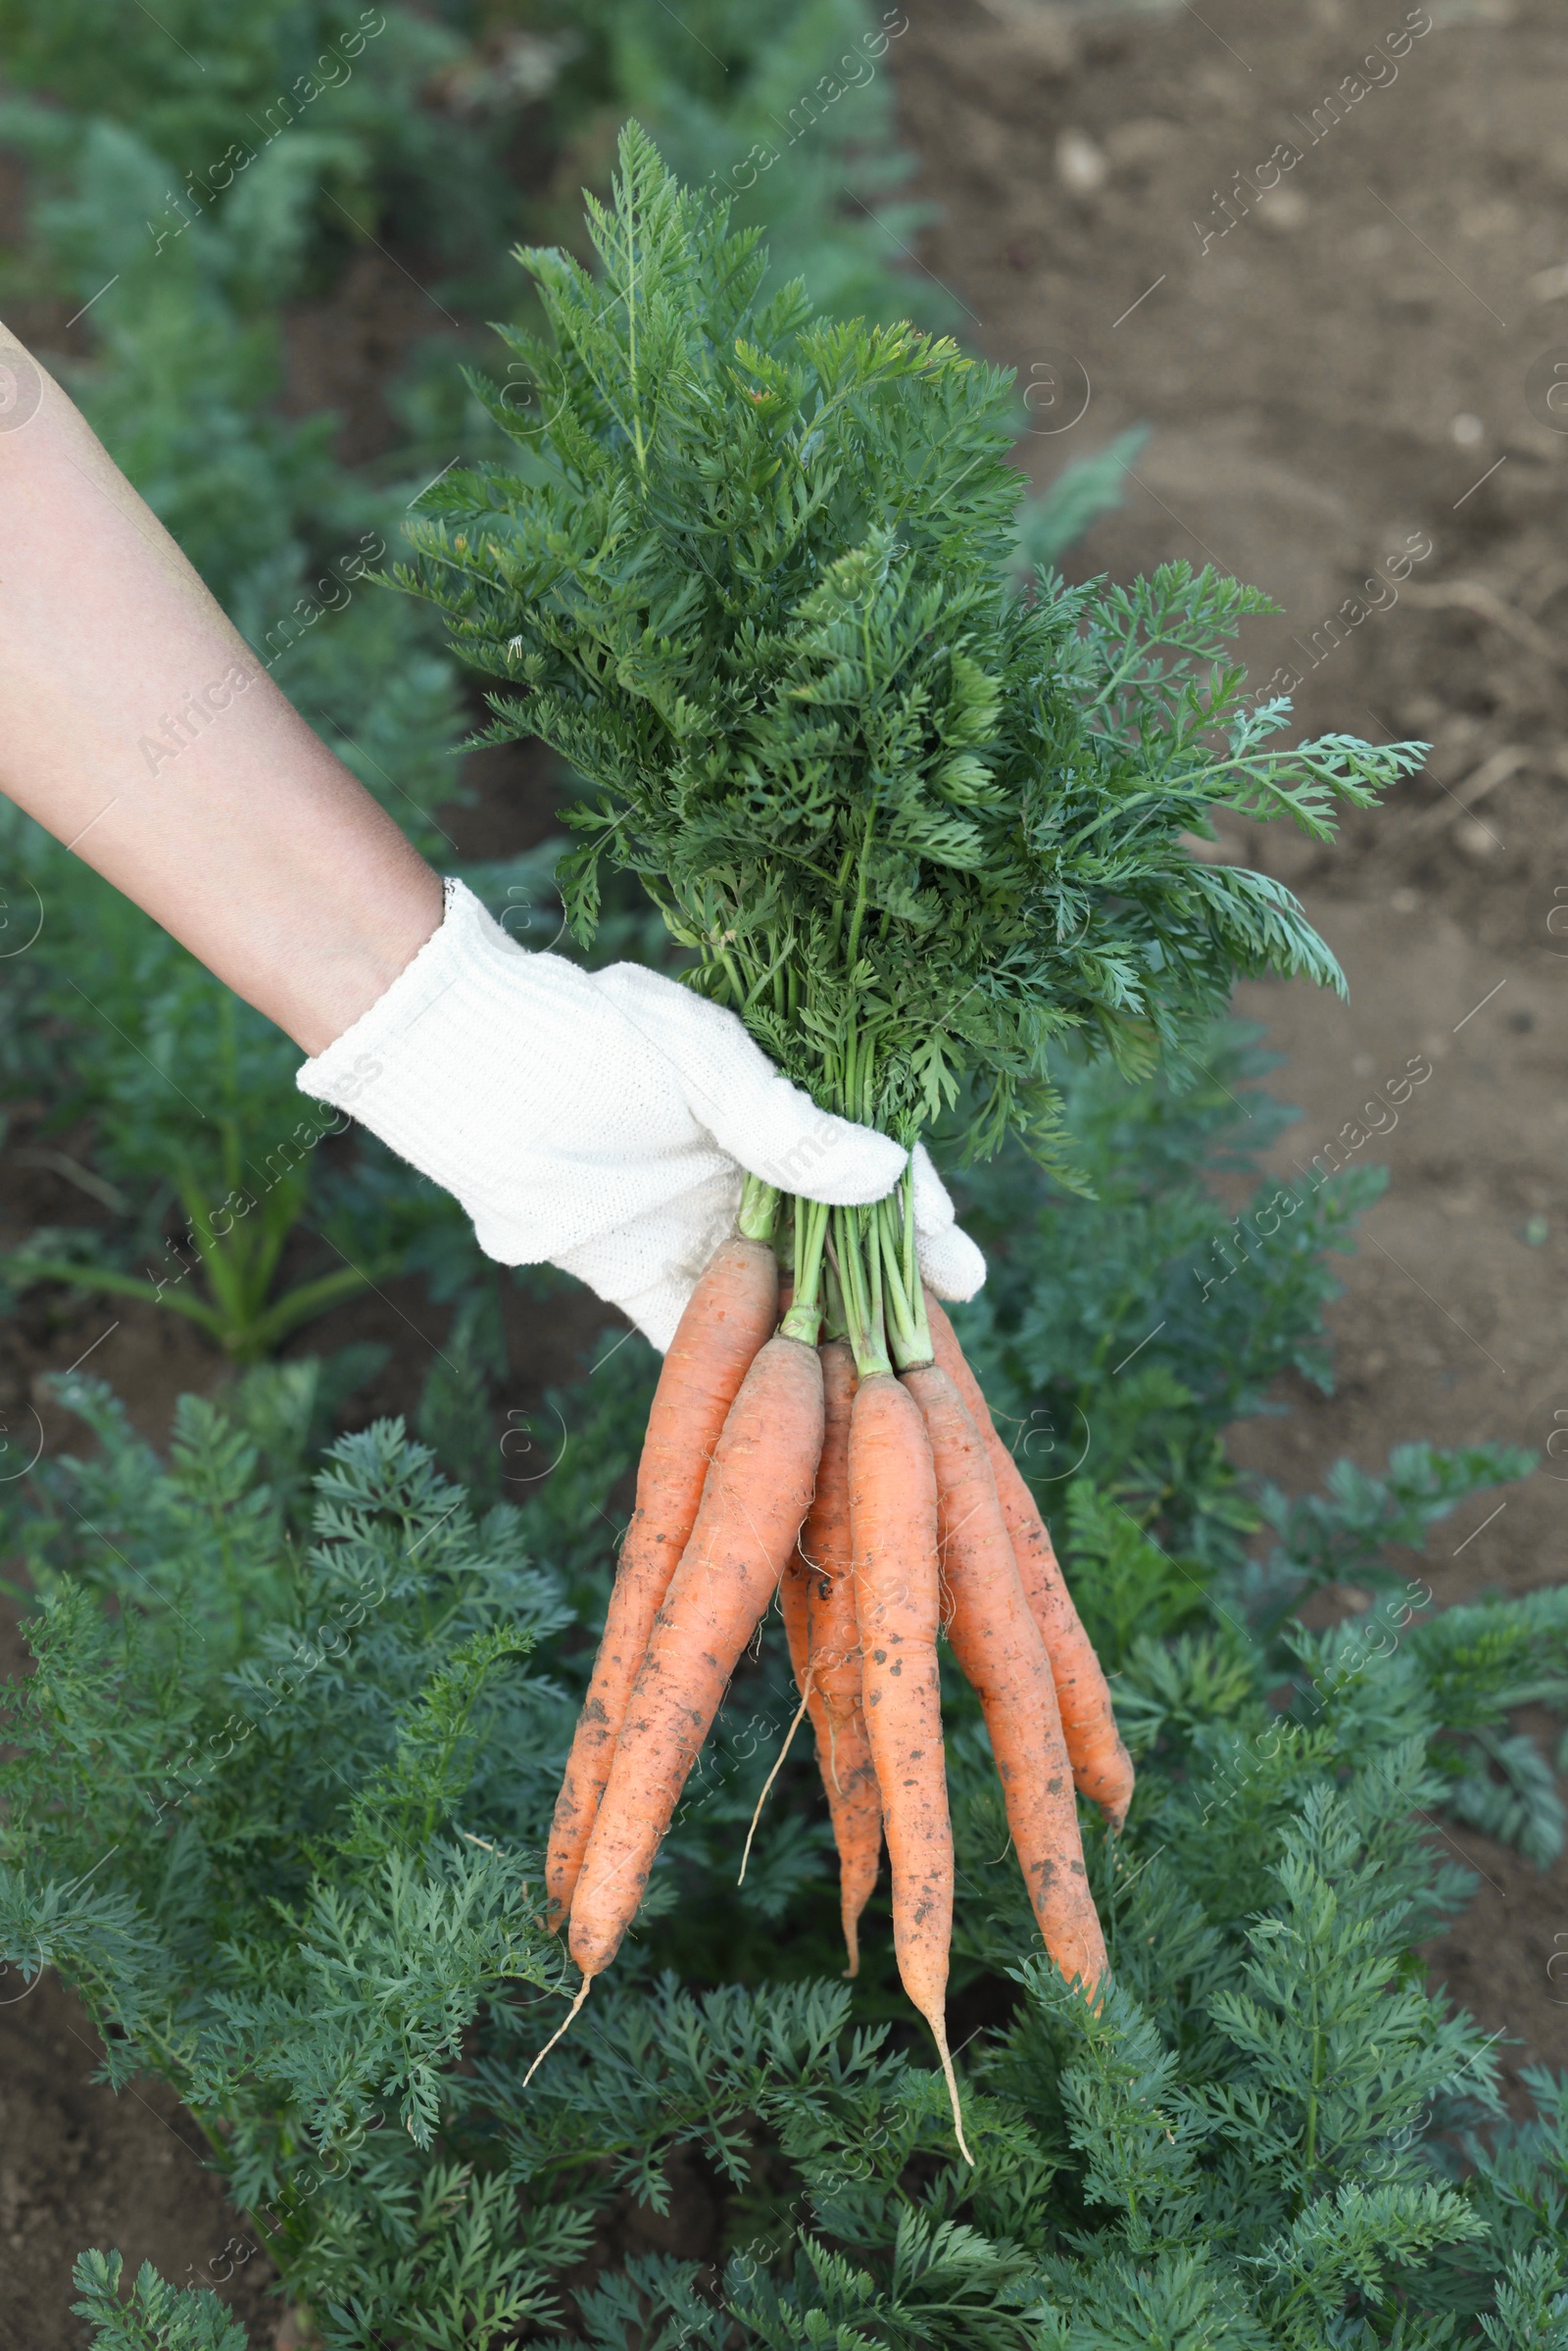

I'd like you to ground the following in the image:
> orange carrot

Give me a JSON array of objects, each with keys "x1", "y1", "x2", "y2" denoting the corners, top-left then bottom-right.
[
  {"x1": 925, "y1": 1294, "x2": 1135, "y2": 1829},
  {"x1": 568, "y1": 1334, "x2": 825, "y2": 1979},
  {"x1": 850, "y1": 1369, "x2": 970, "y2": 2163},
  {"x1": 780, "y1": 1341, "x2": 881, "y2": 1975},
  {"x1": 545, "y1": 1236, "x2": 778, "y2": 1930},
  {"x1": 903, "y1": 1363, "x2": 1106, "y2": 1992}
]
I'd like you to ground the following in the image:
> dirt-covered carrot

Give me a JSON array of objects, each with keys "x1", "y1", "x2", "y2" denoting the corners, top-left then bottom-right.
[
  {"x1": 780, "y1": 1339, "x2": 881, "y2": 1975},
  {"x1": 567, "y1": 1332, "x2": 825, "y2": 1981},
  {"x1": 544, "y1": 1227, "x2": 778, "y2": 1930},
  {"x1": 903, "y1": 1361, "x2": 1106, "y2": 1992},
  {"x1": 925, "y1": 1294, "x2": 1135, "y2": 1829},
  {"x1": 850, "y1": 1364, "x2": 970, "y2": 2164}
]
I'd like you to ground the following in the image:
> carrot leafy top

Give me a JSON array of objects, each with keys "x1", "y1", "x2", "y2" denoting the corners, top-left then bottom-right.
[{"x1": 397, "y1": 122, "x2": 1421, "y2": 1174}]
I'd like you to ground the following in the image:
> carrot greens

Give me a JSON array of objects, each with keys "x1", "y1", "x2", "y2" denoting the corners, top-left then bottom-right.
[{"x1": 399, "y1": 122, "x2": 1423, "y2": 1332}]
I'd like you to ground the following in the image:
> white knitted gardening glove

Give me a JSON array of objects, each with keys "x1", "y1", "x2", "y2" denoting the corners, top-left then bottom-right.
[{"x1": 296, "y1": 878, "x2": 984, "y2": 1350}]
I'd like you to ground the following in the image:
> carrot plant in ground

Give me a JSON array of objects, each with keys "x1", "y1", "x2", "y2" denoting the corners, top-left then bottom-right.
[
  {"x1": 1, "y1": 1371, "x2": 1561, "y2": 2349},
  {"x1": 2, "y1": 1021, "x2": 1562, "y2": 2350}
]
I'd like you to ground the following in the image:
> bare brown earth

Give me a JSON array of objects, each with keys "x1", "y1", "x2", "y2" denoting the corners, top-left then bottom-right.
[
  {"x1": 890, "y1": 0, "x2": 1568, "y2": 2099},
  {"x1": 9, "y1": 0, "x2": 1568, "y2": 2336}
]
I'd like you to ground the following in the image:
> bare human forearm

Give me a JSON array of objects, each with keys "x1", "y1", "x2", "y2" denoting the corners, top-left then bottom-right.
[{"x1": 0, "y1": 324, "x2": 443, "y2": 1055}]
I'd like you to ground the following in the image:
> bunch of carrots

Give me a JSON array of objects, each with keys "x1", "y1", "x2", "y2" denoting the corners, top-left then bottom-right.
[
  {"x1": 400, "y1": 126, "x2": 1420, "y2": 2156},
  {"x1": 535, "y1": 1178, "x2": 1132, "y2": 2159}
]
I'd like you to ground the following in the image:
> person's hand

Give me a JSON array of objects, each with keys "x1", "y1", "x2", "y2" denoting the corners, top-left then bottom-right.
[{"x1": 297, "y1": 879, "x2": 985, "y2": 1349}]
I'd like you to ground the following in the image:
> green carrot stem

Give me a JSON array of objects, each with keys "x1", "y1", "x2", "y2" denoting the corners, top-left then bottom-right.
[
  {"x1": 774, "y1": 1193, "x2": 796, "y2": 1276},
  {"x1": 780, "y1": 1198, "x2": 829, "y2": 1344},
  {"x1": 845, "y1": 804, "x2": 875, "y2": 969},
  {"x1": 822, "y1": 1255, "x2": 849, "y2": 1346},
  {"x1": 714, "y1": 939, "x2": 748, "y2": 1006},
  {"x1": 828, "y1": 846, "x2": 855, "y2": 955},
  {"x1": 866, "y1": 1201, "x2": 886, "y2": 1357},
  {"x1": 900, "y1": 1168, "x2": 932, "y2": 1364},
  {"x1": 834, "y1": 1205, "x2": 862, "y2": 1357},
  {"x1": 877, "y1": 1180, "x2": 933, "y2": 1371},
  {"x1": 835, "y1": 1203, "x2": 891, "y2": 1379},
  {"x1": 738, "y1": 1173, "x2": 780, "y2": 1244}
]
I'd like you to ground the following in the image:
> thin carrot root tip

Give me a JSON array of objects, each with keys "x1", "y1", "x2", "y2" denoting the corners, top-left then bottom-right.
[
  {"x1": 929, "y1": 2018, "x2": 974, "y2": 2168},
  {"x1": 737, "y1": 1675, "x2": 811, "y2": 1886},
  {"x1": 522, "y1": 1976, "x2": 591, "y2": 2088}
]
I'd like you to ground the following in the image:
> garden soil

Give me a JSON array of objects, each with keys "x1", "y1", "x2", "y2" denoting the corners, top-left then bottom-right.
[{"x1": 7, "y1": 0, "x2": 1568, "y2": 2336}]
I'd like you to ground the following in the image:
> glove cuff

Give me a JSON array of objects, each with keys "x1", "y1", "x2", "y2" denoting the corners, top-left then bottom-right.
[
  {"x1": 296, "y1": 877, "x2": 612, "y2": 1257},
  {"x1": 298, "y1": 872, "x2": 598, "y2": 1111},
  {"x1": 295, "y1": 879, "x2": 735, "y2": 1270},
  {"x1": 298, "y1": 875, "x2": 477, "y2": 1106}
]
